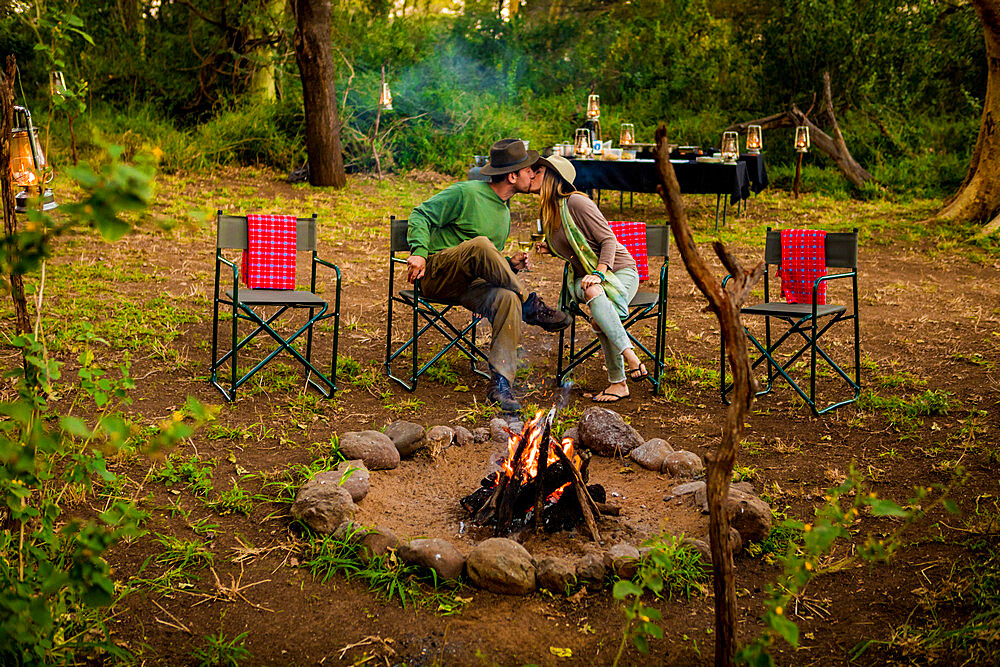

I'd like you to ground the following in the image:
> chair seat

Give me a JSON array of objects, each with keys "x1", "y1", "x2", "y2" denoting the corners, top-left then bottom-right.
[
  {"x1": 225, "y1": 289, "x2": 326, "y2": 307},
  {"x1": 630, "y1": 290, "x2": 659, "y2": 309},
  {"x1": 398, "y1": 289, "x2": 465, "y2": 308},
  {"x1": 742, "y1": 302, "x2": 846, "y2": 319}
]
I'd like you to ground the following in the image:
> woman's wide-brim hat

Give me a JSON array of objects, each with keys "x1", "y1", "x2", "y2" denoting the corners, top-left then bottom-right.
[
  {"x1": 535, "y1": 154, "x2": 576, "y2": 186},
  {"x1": 479, "y1": 138, "x2": 540, "y2": 175}
]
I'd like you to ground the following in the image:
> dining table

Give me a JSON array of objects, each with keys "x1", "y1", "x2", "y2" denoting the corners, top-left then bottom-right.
[{"x1": 568, "y1": 154, "x2": 768, "y2": 228}]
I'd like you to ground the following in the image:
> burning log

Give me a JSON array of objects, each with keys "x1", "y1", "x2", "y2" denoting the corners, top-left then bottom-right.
[{"x1": 461, "y1": 409, "x2": 608, "y2": 540}]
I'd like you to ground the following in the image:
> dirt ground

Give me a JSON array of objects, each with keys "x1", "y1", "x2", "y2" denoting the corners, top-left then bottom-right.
[{"x1": 23, "y1": 168, "x2": 1000, "y2": 665}]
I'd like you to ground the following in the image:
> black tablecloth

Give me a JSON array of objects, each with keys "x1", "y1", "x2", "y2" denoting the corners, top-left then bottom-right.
[
  {"x1": 570, "y1": 158, "x2": 752, "y2": 205},
  {"x1": 740, "y1": 154, "x2": 769, "y2": 194}
]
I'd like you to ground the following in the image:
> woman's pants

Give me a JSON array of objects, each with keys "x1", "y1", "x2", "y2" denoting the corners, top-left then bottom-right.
[{"x1": 572, "y1": 266, "x2": 640, "y2": 383}]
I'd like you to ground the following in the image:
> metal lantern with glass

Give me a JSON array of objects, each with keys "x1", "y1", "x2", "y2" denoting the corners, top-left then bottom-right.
[
  {"x1": 574, "y1": 128, "x2": 592, "y2": 157},
  {"x1": 795, "y1": 126, "x2": 810, "y2": 152},
  {"x1": 619, "y1": 123, "x2": 634, "y2": 146},
  {"x1": 720, "y1": 131, "x2": 739, "y2": 163},
  {"x1": 379, "y1": 82, "x2": 393, "y2": 111},
  {"x1": 11, "y1": 106, "x2": 57, "y2": 213},
  {"x1": 746, "y1": 125, "x2": 762, "y2": 153}
]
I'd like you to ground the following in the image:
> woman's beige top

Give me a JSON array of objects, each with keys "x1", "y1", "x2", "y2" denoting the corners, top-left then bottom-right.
[{"x1": 546, "y1": 192, "x2": 637, "y2": 278}]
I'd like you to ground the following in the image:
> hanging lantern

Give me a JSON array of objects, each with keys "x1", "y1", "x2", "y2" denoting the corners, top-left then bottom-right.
[
  {"x1": 746, "y1": 125, "x2": 762, "y2": 153},
  {"x1": 50, "y1": 71, "x2": 67, "y2": 98},
  {"x1": 574, "y1": 128, "x2": 592, "y2": 157},
  {"x1": 619, "y1": 123, "x2": 635, "y2": 146},
  {"x1": 720, "y1": 131, "x2": 739, "y2": 162},
  {"x1": 11, "y1": 106, "x2": 57, "y2": 213},
  {"x1": 586, "y1": 94, "x2": 600, "y2": 120},
  {"x1": 795, "y1": 126, "x2": 810, "y2": 153},
  {"x1": 379, "y1": 82, "x2": 393, "y2": 111}
]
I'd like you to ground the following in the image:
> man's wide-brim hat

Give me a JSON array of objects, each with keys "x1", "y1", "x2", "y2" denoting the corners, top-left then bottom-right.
[
  {"x1": 535, "y1": 154, "x2": 576, "y2": 187},
  {"x1": 479, "y1": 138, "x2": 540, "y2": 176}
]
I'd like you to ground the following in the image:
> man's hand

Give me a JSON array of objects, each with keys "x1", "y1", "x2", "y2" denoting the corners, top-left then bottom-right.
[
  {"x1": 407, "y1": 255, "x2": 426, "y2": 283},
  {"x1": 509, "y1": 250, "x2": 531, "y2": 272}
]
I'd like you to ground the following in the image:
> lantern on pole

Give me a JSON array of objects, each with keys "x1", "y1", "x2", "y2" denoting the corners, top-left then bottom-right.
[
  {"x1": 794, "y1": 126, "x2": 810, "y2": 152},
  {"x1": 379, "y1": 82, "x2": 393, "y2": 111},
  {"x1": 11, "y1": 106, "x2": 57, "y2": 213}
]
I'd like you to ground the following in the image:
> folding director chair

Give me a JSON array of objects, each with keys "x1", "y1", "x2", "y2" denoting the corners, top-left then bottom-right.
[
  {"x1": 211, "y1": 211, "x2": 341, "y2": 401},
  {"x1": 721, "y1": 227, "x2": 860, "y2": 415},
  {"x1": 555, "y1": 223, "x2": 670, "y2": 393},
  {"x1": 385, "y1": 216, "x2": 491, "y2": 391}
]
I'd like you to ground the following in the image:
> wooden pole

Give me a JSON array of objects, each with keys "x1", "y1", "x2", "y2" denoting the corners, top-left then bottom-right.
[
  {"x1": 1, "y1": 56, "x2": 30, "y2": 340},
  {"x1": 793, "y1": 151, "x2": 803, "y2": 199},
  {"x1": 653, "y1": 125, "x2": 763, "y2": 667},
  {"x1": 372, "y1": 63, "x2": 385, "y2": 180}
]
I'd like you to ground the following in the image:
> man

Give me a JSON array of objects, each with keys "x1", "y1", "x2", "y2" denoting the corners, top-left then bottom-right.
[{"x1": 406, "y1": 138, "x2": 570, "y2": 412}]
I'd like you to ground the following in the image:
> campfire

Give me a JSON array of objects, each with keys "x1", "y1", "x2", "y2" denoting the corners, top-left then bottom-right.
[{"x1": 461, "y1": 408, "x2": 618, "y2": 540}]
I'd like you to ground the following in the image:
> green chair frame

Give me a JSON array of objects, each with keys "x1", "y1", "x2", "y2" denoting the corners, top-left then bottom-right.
[
  {"x1": 211, "y1": 211, "x2": 341, "y2": 401},
  {"x1": 721, "y1": 227, "x2": 860, "y2": 415},
  {"x1": 555, "y1": 224, "x2": 670, "y2": 392},
  {"x1": 385, "y1": 216, "x2": 491, "y2": 391}
]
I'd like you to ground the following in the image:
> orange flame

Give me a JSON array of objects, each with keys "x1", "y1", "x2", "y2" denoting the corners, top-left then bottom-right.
[{"x1": 502, "y1": 410, "x2": 583, "y2": 484}]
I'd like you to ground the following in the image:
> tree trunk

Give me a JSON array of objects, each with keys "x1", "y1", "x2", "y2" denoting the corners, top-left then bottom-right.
[
  {"x1": 1, "y1": 56, "x2": 30, "y2": 338},
  {"x1": 929, "y1": 0, "x2": 1000, "y2": 230},
  {"x1": 291, "y1": 0, "x2": 346, "y2": 188},
  {"x1": 653, "y1": 125, "x2": 763, "y2": 666}
]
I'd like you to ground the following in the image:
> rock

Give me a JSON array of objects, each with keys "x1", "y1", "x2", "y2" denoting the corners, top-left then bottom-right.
[
  {"x1": 671, "y1": 481, "x2": 706, "y2": 497},
  {"x1": 560, "y1": 426, "x2": 579, "y2": 445},
  {"x1": 683, "y1": 537, "x2": 713, "y2": 564},
  {"x1": 694, "y1": 485, "x2": 709, "y2": 513},
  {"x1": 426, "y1": 425, "x2": 455, "y2": 456},
  {"x1": 339, "y1": 431, "x2": 400, "y2": 470},
  {"x1": 729, "y1": 527, "x2": 743, "y2": 555},
  {"x1": 398, "y1": 538, "x2": 465, "y2": 581},
  {"x1": 732, "y1": 481, "x2": 755, "y2": 495},
  {"x1": 661, "y1": 450, "x2": 704, "y2": 478},
  {"x1": 575, "y1": 552, "x2": 607, "y2": 589},
  {"x1": 384, "y1": 421, "x2": 426, "y2": 457},
  {"x1": 472, "y1": 427, "x2": 491, "y2": 443},
  {"x1": 630, "y1": 438, "x2": 674, "y2": 471},
  {"x1": 453, "y1": 425, "x2": 474, "y2": 447},
  {"x1": 315, "y1": 460, "x2": 368, "y2": 503},
  {"x1": 291, "y1": 482, "x2": 356, "y2": 534},
  {"x1": 536, "y1": 557, "x2": 576, "y2": 595},
  {"x1": 606, "y1": 543, "x2": 641, "y2": 579},
  {"x1": 578, "y1": 407, "x2": 644, "y2": 457},
  {"x1": 692, "y1": 481, "x2": 754, "y2": 511},
  {"x1": 466, "y1": 538, "x2": 536, "y2": 595},
  {"x1": 726, "y1": 489, "x2": 772, "y2": 543},
  {"x1": 490, "y1": 418, "x2": 512, "y2": 444},
  {"x1": 358, "y1": 527, "x2": 399, "y2": 565}
]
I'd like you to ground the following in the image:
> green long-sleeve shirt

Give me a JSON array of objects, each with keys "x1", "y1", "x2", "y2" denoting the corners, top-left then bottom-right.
[{"x1": 406, "y1": 180, "x2": 511, "y2": 258}]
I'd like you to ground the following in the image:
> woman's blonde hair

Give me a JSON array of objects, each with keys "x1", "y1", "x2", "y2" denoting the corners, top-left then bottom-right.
[{"x1": 538, "y1": 168, "x2": 581, "y2": 237}]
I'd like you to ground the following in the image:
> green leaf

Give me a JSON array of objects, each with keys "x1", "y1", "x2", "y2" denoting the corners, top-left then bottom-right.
[
  {"x1": 613, "y1": 580, "x2": 643, "y2": 600},
  {"x1": 769, "y1": 613, "x2": 799, "y2": 646},
  {"x1": 60, "y1": 416, "x2": 92, "y2": 437},
  {"x1": 942, "y1": 498, "x2": 960, "y2": 515},
  {"x1": 868, "y1": 498, "x2": 908, "y2": 517}
]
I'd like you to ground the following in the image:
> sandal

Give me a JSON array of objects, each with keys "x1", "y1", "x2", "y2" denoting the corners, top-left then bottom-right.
[
  {"x1": 627, "y1": 363, "x2": 649, "y2": 381},
  {"x1": 592, "y1": 390, "x2": 629, "y2": 403}
]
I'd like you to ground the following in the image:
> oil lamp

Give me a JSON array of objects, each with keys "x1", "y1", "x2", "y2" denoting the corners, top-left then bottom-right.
[
  {"x1": 795, "y1": 126, "x2": 810, "y2": 152},
  {"x1": 574, "y1": 128, "x2": 591, "y2": 157},
  {"x1": 746, "y1": 125, "x2": 762, "y2": 153},
  {"x1": 586, "y1": 94, "x2": 600, "y2": 120},
  {"x1": 619, "y1": 123, "x2": 634, "y2": 146},
  {"x1": 379, "y1": 82, "x2": 393, "y2": 111},
  {"x1": 50, "y1": 71, "x2": 67, "y2": 98},
  {"x1": 11, "y1": 106, "x2": 57, "y2": 213},
  {"x1": 720, "y1": 131, "x2": 739, "y2": 163}
]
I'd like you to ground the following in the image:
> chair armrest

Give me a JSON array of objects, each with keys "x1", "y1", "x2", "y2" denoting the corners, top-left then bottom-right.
[{"x1": 217, "y1": 254, "x2": 240, "y2": 279}]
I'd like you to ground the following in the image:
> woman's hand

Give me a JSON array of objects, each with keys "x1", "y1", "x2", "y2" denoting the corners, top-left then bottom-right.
[
  {"x1": 580, "y1": 273, "x2": 602, "y2": 290},
  {"x1": 535, "y1": 240, "x2": 550, "y2": 255}
]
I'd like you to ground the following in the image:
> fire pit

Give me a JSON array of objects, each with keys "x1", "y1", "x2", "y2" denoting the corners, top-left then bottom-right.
[{"x1": 461, "y1": 408, "x2": 618, "y2": 540}]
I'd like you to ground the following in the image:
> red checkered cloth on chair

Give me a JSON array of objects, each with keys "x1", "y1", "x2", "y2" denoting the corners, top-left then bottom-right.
[
  {"x1": 241, "y1": 214, "x2": 297, "y2": 290},
  {"x1": 777, "y1": 229, "x2": 827, "y2": 304},
  {"x1": 608, "y1": 221, "x2": 649, "y2": 281}
]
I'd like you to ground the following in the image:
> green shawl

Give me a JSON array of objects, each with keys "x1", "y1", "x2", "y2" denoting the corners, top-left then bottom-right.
[{"x1": 548, "y1": 197, "x2": 630, "y2": 318}]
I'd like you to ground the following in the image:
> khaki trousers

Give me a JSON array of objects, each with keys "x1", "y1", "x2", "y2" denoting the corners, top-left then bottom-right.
[{"x1": 420, "y1": 236, "x2": 526, "y2": 382}]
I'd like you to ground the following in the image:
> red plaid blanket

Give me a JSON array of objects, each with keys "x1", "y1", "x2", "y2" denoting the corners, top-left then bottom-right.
[
  {"x1": 608, "y1": 221, "x2": 649, "y2": 281},
  {"x1": 241, "y1": 214, "x2": 297, "y2": 290},
  {"x1": 777, "y1": 229, "x2": 827, "y2": 304}
]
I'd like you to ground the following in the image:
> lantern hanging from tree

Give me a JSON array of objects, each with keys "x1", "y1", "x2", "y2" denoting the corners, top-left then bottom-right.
[
  {"x1": 11, "y1": 105, "x2": 57, "y2": 213},
  {"x1": 586, "y1": 94, "x2": 600, "y2": 120},
  {"x1": 379, "y1": 82, "x2": 393, "y2": 111}
]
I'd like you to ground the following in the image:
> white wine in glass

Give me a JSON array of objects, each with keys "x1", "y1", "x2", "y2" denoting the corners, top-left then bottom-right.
[{"x1": 517, "y1": 230, "x2": 533, "y2": 252}]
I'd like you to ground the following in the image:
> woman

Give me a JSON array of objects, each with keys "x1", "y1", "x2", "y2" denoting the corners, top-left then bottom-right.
[{"x1": 531, "y1": 155, "x2": 647, "y2": 402}]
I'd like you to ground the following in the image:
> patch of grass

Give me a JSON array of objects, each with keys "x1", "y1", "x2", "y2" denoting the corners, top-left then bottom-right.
[
  {"x1": 744, "y1": 506, "x2": 800, "y2": 566},
  {"x1": 732, "y1": 464, "x2": 758, "y2": 482},
  {"x1": 192, "y1": 628, "x2": 251, "y2": 667},
  {"x1": 151, "y1": 533, "x2": 215, "y2": 570},
  {"x1": 857, "y1": 388, "x2": 958, "y2": 435},
  {"x1": 209, "y1": 481, "x2": 254, "y2": 516},
  {"x1": 301, "y1": 528, "x2": 469, "y2": 613},
  {"x1": 151, "y1": 454, "x2": 216, "y2": 497}
]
